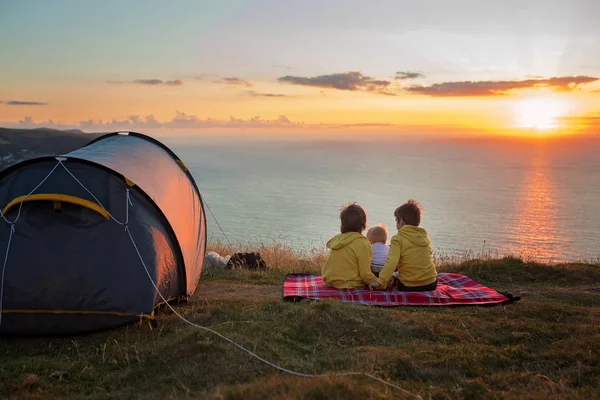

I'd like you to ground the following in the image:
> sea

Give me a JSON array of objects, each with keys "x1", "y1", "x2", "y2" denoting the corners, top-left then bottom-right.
[{"x1": 161, "y1": 133, "x2": 600, "y2": 263}]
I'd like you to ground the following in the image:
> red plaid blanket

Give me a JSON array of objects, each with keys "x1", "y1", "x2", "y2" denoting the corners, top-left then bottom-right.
[{"x1": 283, "y1": 273, "x2": 518, "y2": 306}]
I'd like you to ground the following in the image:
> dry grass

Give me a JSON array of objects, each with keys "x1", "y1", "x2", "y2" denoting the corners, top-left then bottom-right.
[
  {"x1": 208, "y1": 241, "x2": 328, "y2": 273},
  {"x1": 204, "y1": 241, "x2": 327, "y2": 284}
]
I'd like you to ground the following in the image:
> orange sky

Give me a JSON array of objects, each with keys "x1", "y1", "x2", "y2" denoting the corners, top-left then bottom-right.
[
  {"x1": 1, "y1": 1, "x2": 600, "y2": 137},
  {"x1": 3, "y1": 79, "x2": 599, "y2": 137}
]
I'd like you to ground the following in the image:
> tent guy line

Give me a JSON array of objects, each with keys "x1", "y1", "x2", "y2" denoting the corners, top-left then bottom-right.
[
  {"x1": 201, "y1": 196, "x2": 233, "y2": 247},
  {"x1": 0, "y1": 224, "x2": 13, "y2": 326},
  {"x1": 0, "y1": 154, "x2": 421, "y2": 399},
  {"x1": 0, "y1": 158, "x2": 65, "y2": 326},
  {"x1": 0, "y1": 160, "x2": 62, "y2": 226},
  {"x1": 58, "y1": 157, "x2": 133, "y2": 226},
  {"x1": 126, "y1": 224, "x2": 421, "y2": 399}
]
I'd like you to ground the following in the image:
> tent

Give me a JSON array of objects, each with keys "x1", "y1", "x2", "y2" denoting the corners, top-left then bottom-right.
[{"x1": 0, "y1": 132, "x2": 206, "y2": 335}]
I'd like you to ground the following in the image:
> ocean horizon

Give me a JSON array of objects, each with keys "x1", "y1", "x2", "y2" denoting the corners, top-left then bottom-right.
[{"x1": 161, "y1": 133, "x2": 600, "y2": 263}]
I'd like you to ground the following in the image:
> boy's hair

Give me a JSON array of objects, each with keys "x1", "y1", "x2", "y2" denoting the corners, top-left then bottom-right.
[
  {"x1": 394, "y1": 199, "x2": 421, "y2": 226},
  {"x1": 367, "y1": 224, "x2": 388, "y2": 243},
  {"x1": 340, "y1": 202, "x2": 367, "y2": 233}
]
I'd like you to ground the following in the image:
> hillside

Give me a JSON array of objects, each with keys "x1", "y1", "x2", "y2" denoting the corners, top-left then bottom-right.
[
  {"x1": 1, "y1": 244, "x2": 599, "y2": 399},
  {"x1": 0, "y1": 127, "x2": 103, "y2": 169}
]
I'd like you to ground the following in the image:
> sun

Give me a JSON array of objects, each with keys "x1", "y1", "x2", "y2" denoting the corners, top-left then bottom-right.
[{"x1": 515, "y1": 95, "x2": 568, "y2": 131}]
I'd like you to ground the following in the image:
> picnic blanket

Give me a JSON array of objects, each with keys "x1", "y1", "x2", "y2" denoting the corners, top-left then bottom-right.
[{"x1": 283, "y1": 273, "x2": 519, "y2": 306}]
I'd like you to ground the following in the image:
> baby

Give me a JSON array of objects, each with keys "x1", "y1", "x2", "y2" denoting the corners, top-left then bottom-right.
[{"x1": 366, "y1": 224, "x2": 389, "y2": 277}]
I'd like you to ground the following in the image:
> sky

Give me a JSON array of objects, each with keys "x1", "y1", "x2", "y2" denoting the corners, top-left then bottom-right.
[{"x1": 1, "y1": 0, "x2": 600, "y2": 136}]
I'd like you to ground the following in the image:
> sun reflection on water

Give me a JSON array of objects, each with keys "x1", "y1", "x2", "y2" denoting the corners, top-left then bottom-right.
[{"x1": 508, "y1": 149, "x2": 561, "y2": 261}]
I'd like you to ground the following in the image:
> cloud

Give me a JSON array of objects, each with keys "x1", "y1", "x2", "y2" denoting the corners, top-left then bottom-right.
[
  {"x1": 215, "y1": 77, "x2": 254, "y2": 87},
  {"x1": 133, "y1": 79, "x2": 163, "y2": 85},
  {"x1": 107, "y1": 79, "x2": 184, "y2": 86},
  {"x1": 2, "y1": 114, "x2": 493, "y2": 136},
  {"x1": 405, "y1": 76, "x2": 598, "y2": 97},
  {"x1": 278, "y1": 71, "x2": 391, "y2": 93},
  {"x1": 166, "y1": 112, "x2": 297, "y2": 129},
  {"x1": 133, "y1": 79, "x2": 183, "y2": 86},
  {"x1": 395, "y1": 71, "x2": 424, "y2": 80},
  {"x1": 7, "y1": 113, "x2": 305, "y2": 131},
  {"x1": 4, "y1": 113, "x2": 415, "y2": 133},
  {"x1": 247, "y1": 91, "x2": 287, "y2": 98},
  {"x1": 3, "y1": 100, "x2": 48, "y2": 106}
]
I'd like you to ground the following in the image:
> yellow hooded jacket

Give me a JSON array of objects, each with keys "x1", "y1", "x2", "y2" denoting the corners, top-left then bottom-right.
[
  {"x1": 321, "y1": 232, "x2": 376, "y2": 289},
  {"x1": 377, "y1": 225, "x2": 437, "y2": 289}
]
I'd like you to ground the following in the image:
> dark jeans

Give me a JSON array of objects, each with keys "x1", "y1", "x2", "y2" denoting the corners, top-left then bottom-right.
[{"x1": 395, "y1": 278, "x2": 438, "y2": 292}]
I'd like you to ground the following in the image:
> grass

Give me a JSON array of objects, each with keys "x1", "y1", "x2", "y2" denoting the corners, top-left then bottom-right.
[{"x1": 1, "y1": 243, "x2": 599, "y2": 399}]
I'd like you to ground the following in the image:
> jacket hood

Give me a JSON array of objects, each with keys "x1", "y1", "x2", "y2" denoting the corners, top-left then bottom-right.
[
  {"x1": 398, "y1": 225, "x2": 430, "y2": 247},
  {"x1": 327, "y1": 232, "x2": 366, "y2": 250}
]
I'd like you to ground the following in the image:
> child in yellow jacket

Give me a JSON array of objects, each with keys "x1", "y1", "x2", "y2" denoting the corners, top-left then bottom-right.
[
  {"x1": 321, "y1": 203, "x2": 379, "y2": 289},
  {"x1": 373, "y1": 200, "x2": 438, "y2": 291}
]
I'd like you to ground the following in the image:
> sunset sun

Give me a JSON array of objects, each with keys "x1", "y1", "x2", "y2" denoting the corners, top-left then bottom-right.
[{"x1": 515, "y1": 96, "x2": 569, "y2": 131}]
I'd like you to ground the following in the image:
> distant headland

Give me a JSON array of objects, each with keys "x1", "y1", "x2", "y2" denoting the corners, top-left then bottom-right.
[{"x1": 0, "y1": 127, "x2": 101, "y2": 169}]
